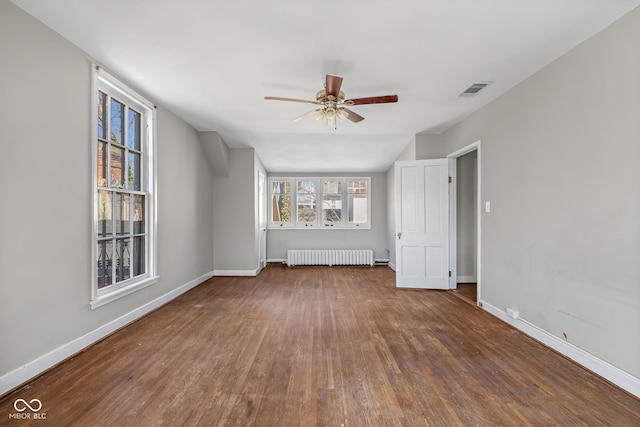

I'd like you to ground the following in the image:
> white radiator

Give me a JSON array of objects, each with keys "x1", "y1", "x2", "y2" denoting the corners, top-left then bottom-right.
[{"x1": 287, "y1": 249, "x2": 374, "y2": 267}]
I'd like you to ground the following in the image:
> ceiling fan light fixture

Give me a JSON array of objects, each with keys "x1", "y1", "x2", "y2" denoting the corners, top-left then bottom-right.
[
  {"x1": 265, "y1": 74, "x2": 398, "y2": 127},
  {"x1": 325, "y1": 107, "x2": 337, "y2": 128},
  {"x1": 325, "y1": 107, "x2": 336, "y2": 118}
]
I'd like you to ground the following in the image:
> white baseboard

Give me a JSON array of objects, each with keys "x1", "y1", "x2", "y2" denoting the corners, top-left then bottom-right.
[
  {"x1": 480, "y1": 300, "x2": 640, "y2": 399},
  {"x1": 456, "y1": 275, "x2": 477, "y2": 283},
  {"x1": 388, "y1": 262, "x2": 396, "y2": 272},
  {"x1": 0, "y1": 271, "x2": 214, "y2": 396},
  {"x1": 213, "y1": 269, "x2": 258, "y2": 276}
]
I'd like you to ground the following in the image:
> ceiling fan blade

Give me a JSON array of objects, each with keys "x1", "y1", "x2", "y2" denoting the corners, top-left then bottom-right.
[
  {"x1": 346, "y1": 95, "x2": 399, "y2": 105},
  {"x1": 342, "y1": 108, "x2": 365, "y2": 123},
  {"x1": 264, "y1": 96, "x2": 321, "y2": 105},
  {"x1": 325, "y1": 75, "x2": 343, "y2": 99},
  {"x1": 292, "y1": 109, "x2": 320, "y2": 123}
]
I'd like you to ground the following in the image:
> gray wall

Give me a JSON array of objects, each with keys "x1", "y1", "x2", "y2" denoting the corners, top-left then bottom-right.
[
  {"x1": 0, "y1": 1, "x2": 213, "y2": 381},
  {"x1": 267, "y1": 173, "x2": 389, "y2": 261},
  {"x1": 440, "y1": 8, "x2": 640, "y2": 377},
  {"x1": 415, "y1": 133, "x2": 445, "y2": 159},
  {"x1": 212, "y1": 148, "x2": 261, "y2": 272}
]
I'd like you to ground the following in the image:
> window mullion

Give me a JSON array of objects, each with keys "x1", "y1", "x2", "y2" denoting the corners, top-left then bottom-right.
[
  {"x1": 290, "y1": 179, "x2": 295, "y2": 227},
  {"x1": 110, "y1": 192, "x2": 116, "y2": 286},
  {"x1": 316, "y1": 178, "x2": 321, "y2": 227},
  {"x1": 318, "y1": 179, "x2": 323, "y2": 226},
  {"x1": 107, "y1": 94, "x2": 114, "y2": 286},
  {"x1": 124, "y1": 105, "x2": 129, "y2": 191},
  {"x1": 293, "y1": 180, "x2": 298, "y2": 227},
  {"x1": 143, "y1": 123, "x2": 148, "y2": 191},
  {"x1": 106, "y1": 96, "x2": 112, "y2": 189},
  {"x1": 342, "y1": 178, "x2": 348, "y2": 226},
  {"x1": 293, "y1": 179, "x2": 297, "y2": 227},
  {"x1": 128, "y1": 191, "x2": 133, "y2": 276}
]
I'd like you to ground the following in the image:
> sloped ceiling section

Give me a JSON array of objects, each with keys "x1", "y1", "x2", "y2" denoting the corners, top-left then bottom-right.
[
  {"x1": 10, "y1": 0, "x2": 640, "y2": 172},
  {"x1": 198, "y1": 131, "x2": 230, "y2": 178}
]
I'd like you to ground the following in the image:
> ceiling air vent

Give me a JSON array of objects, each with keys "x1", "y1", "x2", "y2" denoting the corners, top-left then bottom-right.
[{"x1": 459, "y1": 82, "x2": 491, "y2": 97}]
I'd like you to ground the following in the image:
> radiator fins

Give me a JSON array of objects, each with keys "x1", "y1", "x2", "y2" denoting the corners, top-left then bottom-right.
[{"x1": 286, "y1": 249, "x2": 374, "y2": 267}]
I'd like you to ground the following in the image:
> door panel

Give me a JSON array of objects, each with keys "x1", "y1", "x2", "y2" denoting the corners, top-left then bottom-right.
[
  {"x1": 400, "y1": 167, "x2": 418, "y2": 232},
  {"x1": 424, "y1": 164, "x2": 444, "y2": 232},
  {"x1": 400, "y1": 246, "x2": 421, "y2": 278},
  {"x1": 395, "y1": 159, "x2": 449, "y2": 289},
  {"x1": 425, "y1": 246, "x2": 444, "y2": 279}
]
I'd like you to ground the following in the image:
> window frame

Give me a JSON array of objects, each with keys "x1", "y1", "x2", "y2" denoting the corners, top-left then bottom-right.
[
  {"x1": 295, "y1": 178, "x2": 318, "y2": 227},
  {"x1": 268, "y1": 177, "x2": 371, "y2": 229},
  {"x1": 90, "y1": 66, "x2": 158, "y2": 309}
]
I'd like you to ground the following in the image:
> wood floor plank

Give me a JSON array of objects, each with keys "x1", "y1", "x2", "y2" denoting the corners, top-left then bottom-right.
[{"x1": 1, "y1": 265, "x2": 639, "y2": 426}]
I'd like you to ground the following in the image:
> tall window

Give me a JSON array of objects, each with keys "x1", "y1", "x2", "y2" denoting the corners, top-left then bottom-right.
[
  {"x1": 269, "y1": 177, "x2": 370, "y2": 229},
  {"x1": 348, "y1": 179, "x2": 369, "y2": 224},
  {"x1": 271, "y1": 180, "x2": 291, "y2": 224},
  {"x1": 296, "y1": 179, "x2": 317, "y2": 224},
  {"x1": 92, "y1": 67, "x2": 157, "y2": 309},
  {"x1": 322, "y1": 180, "x2": 342, "y2": 224}
]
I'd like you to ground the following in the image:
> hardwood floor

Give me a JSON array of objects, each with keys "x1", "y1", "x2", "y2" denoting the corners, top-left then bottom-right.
[
  {"x1": 2, "y1": 265, "x2": 639, "y2": 426},
  {"x1": 452, "y1": 283, "x2": 477, "y2": 305}
]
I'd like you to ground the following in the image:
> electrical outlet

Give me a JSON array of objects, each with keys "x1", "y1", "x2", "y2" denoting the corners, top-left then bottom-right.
[{"x1": 506, "y1": 307, "x2": 520, "y2": 320}]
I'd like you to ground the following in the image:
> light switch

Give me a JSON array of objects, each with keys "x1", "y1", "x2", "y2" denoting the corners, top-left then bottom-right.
[{"x1": 485, "y1": 201, "x2": 491, "y2": 213}]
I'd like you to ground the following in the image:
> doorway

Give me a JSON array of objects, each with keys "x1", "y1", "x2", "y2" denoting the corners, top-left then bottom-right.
[
  {"x1": 258, "y1": 173, "x2": 267, "y2": 273},
  {"x1": 448, "y1": 141, "x2": 481, "y2": 304}
]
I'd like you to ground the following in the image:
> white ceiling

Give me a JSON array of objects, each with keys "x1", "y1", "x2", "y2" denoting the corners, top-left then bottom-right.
[{"x1": 11, "y1": 0, "x2": 640, "y2": 172}]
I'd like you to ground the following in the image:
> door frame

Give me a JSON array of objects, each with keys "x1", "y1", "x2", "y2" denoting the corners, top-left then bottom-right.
[
  {"x1": 257, "y1": 173, "x2": 267, "y2": 273},
  {"x1": 446, "y1": 140, "x2": 482, "y2": 304}
]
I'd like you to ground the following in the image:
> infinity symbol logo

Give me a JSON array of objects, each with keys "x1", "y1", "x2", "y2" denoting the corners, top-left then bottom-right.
[{"x1": 14, "y1": 398, "x2": 42, "y2": 412}]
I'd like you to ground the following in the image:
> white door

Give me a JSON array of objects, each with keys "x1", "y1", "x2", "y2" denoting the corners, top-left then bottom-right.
[
  {"x1": 258, "y1": 173, "x2": 267, "y2": 272},
  {"x1": 395, "y1": 159, "x2": 450, "y2": 289}
]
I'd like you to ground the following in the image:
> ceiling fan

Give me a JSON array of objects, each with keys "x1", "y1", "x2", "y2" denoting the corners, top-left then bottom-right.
[{"x1": 264, "y1": 74, "x2": 398, "y2": 128}]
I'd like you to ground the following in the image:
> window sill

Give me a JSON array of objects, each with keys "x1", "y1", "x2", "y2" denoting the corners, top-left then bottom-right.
[
  {"x1": 268, "y1": 226, "x2": 371, "y2": 230},
  {"x1": 90, "y1": 275, "x2": 159, "y2": 310}
]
